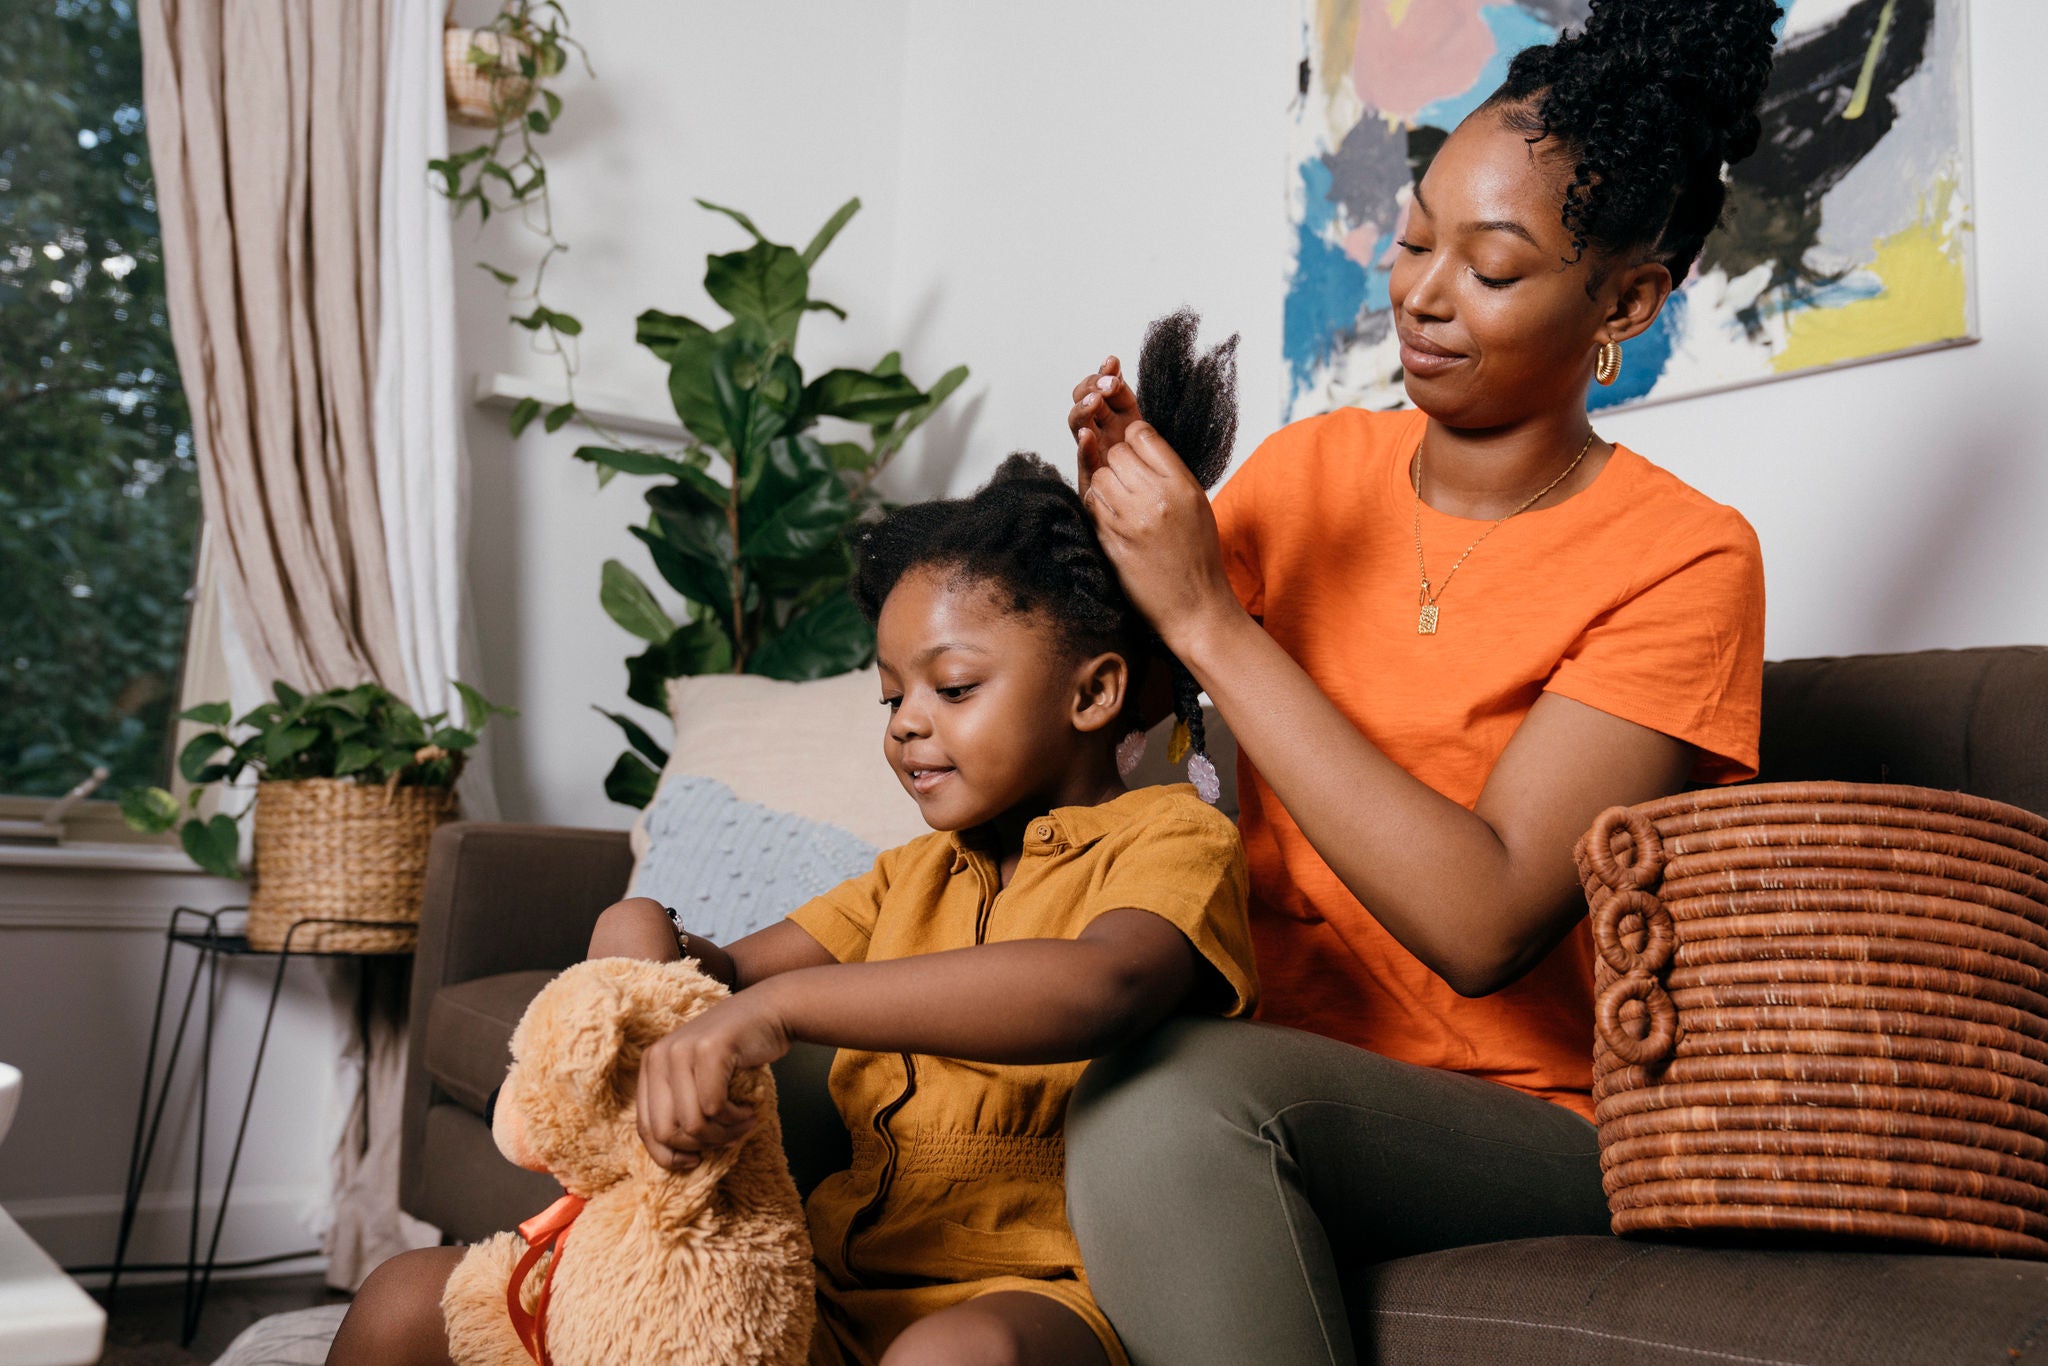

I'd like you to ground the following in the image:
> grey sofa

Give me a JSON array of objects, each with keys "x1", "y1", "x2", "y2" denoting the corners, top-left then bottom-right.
[{"x1": 401, "y1": 647, "x2": 2048, "y2": 1363}]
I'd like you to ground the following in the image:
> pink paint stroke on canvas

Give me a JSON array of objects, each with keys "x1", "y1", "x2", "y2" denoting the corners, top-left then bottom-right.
[{"x1": 1352, "y1": 0, "x2": 1497, "y2": 123}]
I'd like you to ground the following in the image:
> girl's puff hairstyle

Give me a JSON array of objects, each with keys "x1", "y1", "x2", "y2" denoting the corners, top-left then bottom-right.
[
  {"x1": 1482, "y1": 0, "x2": 1782, "y2": 286},
  {"x1": 852, "y1": 308, "x2": 1239, "y2": 797}
]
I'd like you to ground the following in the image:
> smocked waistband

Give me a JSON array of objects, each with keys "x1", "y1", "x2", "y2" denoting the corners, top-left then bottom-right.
[{"x1": 850, "y1": 1128, "x2": 1065, "y2": 1184}]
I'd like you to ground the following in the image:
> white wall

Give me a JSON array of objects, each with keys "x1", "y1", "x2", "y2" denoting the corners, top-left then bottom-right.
[{"x1": 463, "y1": 2, "x2": 2047, "y2": 831}]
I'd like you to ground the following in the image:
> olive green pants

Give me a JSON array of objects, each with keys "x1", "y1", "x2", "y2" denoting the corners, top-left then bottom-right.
[{"x1": 1065, "y1": 1017, "x2": 1610, "y2": 1366}]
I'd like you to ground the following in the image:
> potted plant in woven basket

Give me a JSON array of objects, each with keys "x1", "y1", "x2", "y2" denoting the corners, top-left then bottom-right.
[{"x1": 122, "y1": 682, "x2": 514, "y2": 953}]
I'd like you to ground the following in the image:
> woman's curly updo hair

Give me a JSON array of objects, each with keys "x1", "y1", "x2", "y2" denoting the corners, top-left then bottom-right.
[
  {"x1": 1482, "y1": 0, "x2": 1782, "y2": 282},
  {"x1": 853, "y1": 309, "x2": 1239, "y2": 781}
]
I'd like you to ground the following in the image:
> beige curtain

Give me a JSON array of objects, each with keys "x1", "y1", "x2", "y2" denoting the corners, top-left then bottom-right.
[
  {"x1": 141, "y1": 0, "x2": 405, "y2": 692},
  {"x1": 140, "y1": 0, "x2": 441, "y2": 1289}
]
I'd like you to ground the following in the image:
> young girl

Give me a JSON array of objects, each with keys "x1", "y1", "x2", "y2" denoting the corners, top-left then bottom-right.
[{"x1": 326, "y1": 318, "x2": 1255, "y2": 1366}]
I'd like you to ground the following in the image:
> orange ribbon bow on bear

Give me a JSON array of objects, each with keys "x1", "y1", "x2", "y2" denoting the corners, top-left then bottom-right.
[{"x1": 507, "y1": 1192, "x2": 586, "y2": 1366}]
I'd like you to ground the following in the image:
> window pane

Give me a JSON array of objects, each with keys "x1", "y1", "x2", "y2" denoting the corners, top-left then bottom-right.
[{"x1": 0, "y1": 0, "x2": 199, "y2": 800}]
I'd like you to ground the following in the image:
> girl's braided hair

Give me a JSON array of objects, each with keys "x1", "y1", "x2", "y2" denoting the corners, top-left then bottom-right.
[
  {"x1": 852, "y1": 308, "x2": 1239, "y2": 790},
  {"x1": 1481, "y1": 0, "x2": 1782, "y2": 283}
]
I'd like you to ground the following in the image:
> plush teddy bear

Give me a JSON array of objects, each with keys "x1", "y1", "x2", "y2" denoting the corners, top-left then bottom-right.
[{"x1": 441, "y1": 956, "x2": 814, "y2": 1366}]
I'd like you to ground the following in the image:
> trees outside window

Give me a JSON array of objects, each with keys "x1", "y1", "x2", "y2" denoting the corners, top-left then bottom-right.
[{"x1": 1, "y1": 0, "x2": 200, "y2": 801}]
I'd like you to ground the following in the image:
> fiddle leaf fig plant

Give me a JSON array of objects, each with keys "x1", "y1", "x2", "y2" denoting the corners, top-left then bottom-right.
[
  {"x1": 119, "y1": 681, "x2": 515, "y2": 878},
  {"x1": 580, "y1": 197, "x2": 967, "y2": 807}
]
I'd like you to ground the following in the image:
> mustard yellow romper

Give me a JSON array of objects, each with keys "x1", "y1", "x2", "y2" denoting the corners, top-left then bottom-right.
[{"x1": 785, "y1": 783, "x2": 1258, "y2": 1366}]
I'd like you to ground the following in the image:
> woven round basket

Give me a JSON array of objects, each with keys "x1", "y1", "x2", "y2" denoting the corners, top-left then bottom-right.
[
  {"x1": 1576, "y1": 780, "x2": 2048, "y2": 1259},
  {"x1": 247, "y1": 778, "x2": 459, "y2": 954},
  {"x1": 444, "y1": 26, "x2": 533, "y2": 129}
]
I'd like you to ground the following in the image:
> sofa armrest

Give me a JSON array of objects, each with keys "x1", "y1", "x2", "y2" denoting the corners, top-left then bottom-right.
[{"x1": 404, "y1": 821, "x2": 634, "y2": 1222}]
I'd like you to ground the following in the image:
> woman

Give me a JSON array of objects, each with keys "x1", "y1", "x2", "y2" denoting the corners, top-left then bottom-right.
[{"x1": 1062, "y1": 2, "x2": 1778, "y2": 1362}]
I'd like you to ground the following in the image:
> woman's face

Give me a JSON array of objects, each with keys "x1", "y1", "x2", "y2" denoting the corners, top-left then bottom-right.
[{"x1": 1389, "y1": 106, "x2": 1665, "y2": 429}]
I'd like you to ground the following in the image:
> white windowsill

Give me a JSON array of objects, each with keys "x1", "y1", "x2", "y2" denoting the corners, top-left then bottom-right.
[{"x1": 0, "y1": 842, "x2": 207, "y2": 874}]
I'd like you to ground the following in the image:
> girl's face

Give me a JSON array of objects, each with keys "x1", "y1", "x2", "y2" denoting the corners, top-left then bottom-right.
[
  {"x1": 875, "y1": 568, "x2": 1126, "y2": 832},
  {"x1": 1388, "y1": 107, "x2": 1670, "y2": 429}
]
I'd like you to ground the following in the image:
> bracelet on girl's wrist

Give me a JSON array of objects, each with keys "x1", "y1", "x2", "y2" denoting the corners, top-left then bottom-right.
[{"x1": 663, "y1": 904, "x2": 689, "y2": 954}]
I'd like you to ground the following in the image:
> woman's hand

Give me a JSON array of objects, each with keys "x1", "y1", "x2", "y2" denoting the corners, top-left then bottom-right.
[
  {"x1": 1081, "y1": 418, "x2": 1241, "y2": 658},
  {"x1": 634, "y1": 992, "x2": 792, "y2": 1171},
  {"x1": 1068, "y1": 356, "x2": 1142, "y2": 496}
]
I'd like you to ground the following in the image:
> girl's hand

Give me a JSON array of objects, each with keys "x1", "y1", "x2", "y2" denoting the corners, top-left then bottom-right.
[
  {"x1": 1084, "y1": 420, "x2": 1240, "y2": 658},
  {"x1": 634, "y1": 991, "x2": 792, "y2": 1171},
  {"x1": 1068, "y1": 356, "x2": 1141, "y2": 497}
]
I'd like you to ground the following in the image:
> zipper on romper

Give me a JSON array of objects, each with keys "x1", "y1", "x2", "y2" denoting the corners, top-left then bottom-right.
[
  {"x1": 839, "y1": 1051, "x2": 917, "y2": 1272},
  {"x1": 840, "y1": 853, "x2": 1001, "y2": 1273}
]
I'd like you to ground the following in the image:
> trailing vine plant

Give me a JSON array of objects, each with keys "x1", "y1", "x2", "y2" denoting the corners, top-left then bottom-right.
[{"x1": 430, "y1": 0, "x2": 602, "y2": 440}]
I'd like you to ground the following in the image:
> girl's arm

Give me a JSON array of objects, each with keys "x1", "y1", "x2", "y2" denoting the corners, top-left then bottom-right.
[
  {"x1": 590, "y1": 901, "x2": 837, "y2": 988},
  {"x1": 1084, "y1": 422, "x2": 1694, "y2": 999},
  {"x1": 634, "y1": 908, "x2": 1202, "y2": 1170}
]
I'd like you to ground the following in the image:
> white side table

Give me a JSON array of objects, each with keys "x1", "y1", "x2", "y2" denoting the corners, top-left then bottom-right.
[{"x1": 0, "y1": 1204, "x2": 106, "y2": 1366}]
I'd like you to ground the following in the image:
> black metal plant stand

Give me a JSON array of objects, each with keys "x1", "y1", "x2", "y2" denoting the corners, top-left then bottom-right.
[{"x1": 105, "y1": 906, "x2": 410, "y2": 1346}]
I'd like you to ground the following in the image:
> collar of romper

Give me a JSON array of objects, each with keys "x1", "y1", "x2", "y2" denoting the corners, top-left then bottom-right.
[
  {"x1": 508, "y1": 1192, "x2": 586, "y2": 1366},
  {"x1": 946, "y1": 783, "x2": 1181, "y2": 871}
]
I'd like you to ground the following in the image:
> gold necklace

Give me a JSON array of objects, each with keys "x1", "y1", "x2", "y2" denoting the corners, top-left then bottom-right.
[{"x1": 1411, "y1": 429, "x2": 1594, "y2": 635}]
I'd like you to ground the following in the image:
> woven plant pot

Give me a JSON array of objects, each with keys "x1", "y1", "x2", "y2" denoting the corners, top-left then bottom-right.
[
  {"x1": 444, "y1": 25, "x2": 533, "y2": 128},
  {"x1": 1576, "y1": 781, "x2": 2048, "y2": 1259},
  {"x1": 247, "y1": 778, "x2": 459, "y2": 954}
]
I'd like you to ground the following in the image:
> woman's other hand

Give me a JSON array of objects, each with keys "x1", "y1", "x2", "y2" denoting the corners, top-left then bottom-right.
[
  {"x1": 1068, "y1": 356, "x2": 1140, "y2": 497},
  {"x1": 634, "y1": 993, "x2": 791, "y2": 1171},
  {"x1": 1084, "y1": 420, "x2": 1239, "y2": 657}
]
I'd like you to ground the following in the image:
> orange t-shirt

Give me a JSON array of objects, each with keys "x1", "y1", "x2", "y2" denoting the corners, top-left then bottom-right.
[{"x1": 1212, "y1": 407, "x2": 1765, "y2": 1118}]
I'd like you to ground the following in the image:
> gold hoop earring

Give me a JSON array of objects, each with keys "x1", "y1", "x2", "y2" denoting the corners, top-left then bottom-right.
[{"x1": 1595, "y1": 340, "x2": 1623, "y2": 387}]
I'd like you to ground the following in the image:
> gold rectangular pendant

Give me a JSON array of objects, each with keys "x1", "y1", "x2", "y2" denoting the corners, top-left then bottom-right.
[{"x1": 1418, "y1": 603, "x2": 1439, "y2": 635}]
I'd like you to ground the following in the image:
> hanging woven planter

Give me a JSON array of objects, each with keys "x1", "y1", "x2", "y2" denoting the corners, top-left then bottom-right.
[
  {"x1": 247, "y1": 777, "x2": 460, "y2": 954},
  {"x1": 1577, "y1": 781, "x2": 2048, "y2": 1259},
  {"x1": 444, "y1": 24, "x2": 534, "y2": 129}
]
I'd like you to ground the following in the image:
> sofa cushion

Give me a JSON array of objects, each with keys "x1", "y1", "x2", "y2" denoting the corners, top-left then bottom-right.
[
  {"x1": 1354, "y1": 1234, "x2": 2048, "y2": 1365},
  {"x1": 423, "y1": 969, "x2": 556, "y2": 1116}
]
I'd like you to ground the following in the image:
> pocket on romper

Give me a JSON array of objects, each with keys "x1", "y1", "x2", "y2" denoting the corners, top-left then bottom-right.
[{"x1": 936, "y1": 1220, "x2": 1080, "y2": 1280}]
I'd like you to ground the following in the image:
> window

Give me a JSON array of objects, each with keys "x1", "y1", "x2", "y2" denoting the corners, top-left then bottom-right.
[{"x1": 1, "y1": 0, "x2": 200, "y2": 809}]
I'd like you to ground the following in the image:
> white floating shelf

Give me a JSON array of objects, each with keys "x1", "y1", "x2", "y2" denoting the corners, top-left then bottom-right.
[{"x1": 472, "y1": 371, "x2": 685, "y2": 440}]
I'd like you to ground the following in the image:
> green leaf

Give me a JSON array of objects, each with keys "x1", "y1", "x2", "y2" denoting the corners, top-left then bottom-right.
[
  {"x1": 273, "y1": 681, "x2": 304, "y2": 709},
  {"x1": 595, "y1": 707, "x2": 672, "y2": 769},
  {"x1": 626, "y1": 617, "x2": 735, "y2": 709},
  {"x1": 509, "y1": 396, "x2": 542, "y2": 436},
  {"x1": 182, "y1": 814, "x2": 243, "y2": 879},
  {"x1": 872, "y1": 351, "x2": 902, "y2": 377},
  {"x1": 177, "y1": 731, "x2": 232, "y2": 784},
  {"x1": 822, "y1": 441, "x2": 872, "y2": 472},
  {"x1": 526, "y1": 108, "x2": 551, "y2": 134},
  {"x1": 264, "y1": 724, "x2": 320, "y2": 766},
  {"x1": 430, "y1": 727, "x2": 478, "y2": 750},
  {"x1": 746, "y1": 433, "x2": 836, "y2": 516},
  {"x1": 703, "y1": 240, "x2": 809, "y2": 346},
  {"x1": 630, "y1": 523, "x2": 730, "y2": 629},
  {"x1": 746, "y1": 592, "x2": 874, "y2": 681},
  {"x1": 543, "y1": 89, "x2": 563, "y2": 121},
  {"x1": 547, "y1": 309, "x2": 582, "y2": 337},
  {"x1": 452, "y1": 681, "x2": 517, "y2": 732},
  {"x1": 800, "y1": 368, "x2": 924, "y2": 426},
  {"x1": 799, "y1": 196, "x2": 861, "y2": 268},
  {"x1": 573, "y1": 445, "x2": 721, "y2": 496},
  {"x1": 740, "y1": 474, "x2": 854, "y2": 565},
  {"x1": 543, "y1": 402, "x2": 578, "y2": 433},
  {"x1": 873, "y1": 363, "x2": 969, "y2": 462},
  {"x1": 651, "y1": 323, "x2": 728, "y2": 450},
  {"x1": 600, "y1": 559, "x2": 677, "y2": 643},
  {"x1": 635, "y1": 309, "x2": 713, "y2": 362},
  {"x1": 803, "y1": 298, "x2": 848, "y2": 320},
  {"x1": 603, "y1": 751, "x2": 661, "y2": 809},
  {"x1": 693, "y1": 197, "x2": 766, "y2": 242},
  {"x1": 179, "y1": 701, "x2": 233, "y2": 726},
  {"x1": 477, "y1": 263, "x2": 519, "y2": 286},
  {"x1": 334, "y1": 740, "x2": 378, "y2": 777},
  {"x1": 120, "y1": 786, "x2": 182, "y2": 834}
]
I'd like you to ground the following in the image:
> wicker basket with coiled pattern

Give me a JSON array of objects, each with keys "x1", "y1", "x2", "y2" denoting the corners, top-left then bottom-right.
[{"x1": 1576, "y1": 781, "x2": 2048, "y2": 1259}]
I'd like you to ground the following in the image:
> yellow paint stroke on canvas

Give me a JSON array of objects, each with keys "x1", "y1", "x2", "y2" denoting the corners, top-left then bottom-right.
[
  {"x1": 1386, "y1": 0, "x2": 1417, "y2": 26},
  {"x1": 1318, "y1": 0, "x2": 1359, "y2": 101},
  {"x1": 1773, "y1": 179, "x2": 1969, "y2": 373},
  {"x1": 1844, "y1": 0, "x2": 1898, "y2": 120}
]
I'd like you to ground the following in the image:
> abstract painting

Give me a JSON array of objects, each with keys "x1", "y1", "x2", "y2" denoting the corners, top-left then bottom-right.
[{"x1": 1283, "y1": 0, "x2": 1977, "y2": 419}]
